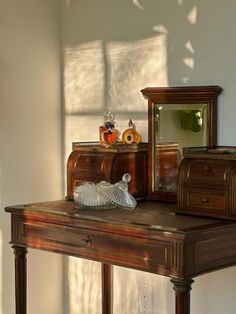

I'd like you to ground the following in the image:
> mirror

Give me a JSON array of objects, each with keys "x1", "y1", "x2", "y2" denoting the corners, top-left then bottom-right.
[{"x1": 141, "y1": 86, "x2": 222, "y2": 202}]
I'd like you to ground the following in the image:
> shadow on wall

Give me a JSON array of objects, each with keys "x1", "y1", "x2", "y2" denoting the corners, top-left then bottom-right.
[
  {"x1": 62, "y1": 1, "x2": 198, "y2": 314},
  {"x1": 63, "y1": 35, "x2": 168, "y2": 153},
  {"x1": 61, "y1": 0, "x2": 236, "y2": 313},
  {"x1": 62, "y1": 0, "x2": 202, "y2": 156}
]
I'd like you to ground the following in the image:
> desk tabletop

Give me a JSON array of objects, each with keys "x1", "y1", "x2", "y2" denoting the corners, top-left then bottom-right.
[
  {"x1": 6, "y1": 199, "x2": 236, "y2": 279},
  {"x1": 5, "y1": 199, "x2": 235, "y2": 233}
]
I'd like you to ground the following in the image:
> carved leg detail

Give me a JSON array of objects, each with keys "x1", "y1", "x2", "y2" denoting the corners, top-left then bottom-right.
[
  {"x1": 13, "y1": 246, "x2": 28, "y2": 314},
  {"x1": 101, "y1": 263, "x2": 113, "y2": 314},
  {"x1": 171, "y1": 278, "x2": 194, "y2": 314}
]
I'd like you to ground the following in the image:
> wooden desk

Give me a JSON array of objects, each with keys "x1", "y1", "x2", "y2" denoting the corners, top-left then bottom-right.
[{"x1": 5, "y1": 200, "x2": 236, "y2": 314}]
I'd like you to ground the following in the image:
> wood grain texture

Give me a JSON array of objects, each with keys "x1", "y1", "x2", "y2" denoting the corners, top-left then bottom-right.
[
  {"x1": 102, "y1": 263, "x2": 112, "y2": 314},
  {"x1": 6, "y1": 200, "x2": 236, "y2": 314},
  {"x1": 66, "y1": 143, "x2": 148, "y2": 200},
  {"x1": 177, "y1": 157, "x2": 236, "y2": 219},
  {"x1": 6, "y1": 200, "x2": 236, "y2": 278}
]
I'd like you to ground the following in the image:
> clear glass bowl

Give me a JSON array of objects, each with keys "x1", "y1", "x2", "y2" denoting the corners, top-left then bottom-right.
[
  {"x1": 96, "y1": 173, "x2": 137, "y2": 210},
  {"x1": 73, "y1": 173, "x2": 137, "y2": 210},
  {"x1": 73, "y1": 182, "x2": 115, "y2": 210}
]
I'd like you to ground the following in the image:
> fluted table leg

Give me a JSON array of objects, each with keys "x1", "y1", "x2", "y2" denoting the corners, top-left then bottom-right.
[
  {"x1": 171, "y1": 278, "x2": 194, "y2": 314},
  {"x1": 13, "y1": 246, "x2": 28, "y2": 314}
]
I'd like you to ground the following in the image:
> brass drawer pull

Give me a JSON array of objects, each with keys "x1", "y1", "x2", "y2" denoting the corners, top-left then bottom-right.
[
  {"x1": 81, "y1": 236, "x2": 93, "y2": 247},
  {"x1": 202, "y1": 197, "x2": 209, "y2": 203}
]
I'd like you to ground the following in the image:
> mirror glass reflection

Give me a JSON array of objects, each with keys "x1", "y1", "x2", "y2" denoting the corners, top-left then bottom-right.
[
  {"x1": 141, "y1": 85, "x2": 222, "y2": 201},
  {"x1": 153, "y1": 103, "x2": 207, "y2": 193}
]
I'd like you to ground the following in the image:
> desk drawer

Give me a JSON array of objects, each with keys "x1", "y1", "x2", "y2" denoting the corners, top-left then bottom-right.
[{"x1": 21, "y1": 220, "x2": 171, "y2": 270}]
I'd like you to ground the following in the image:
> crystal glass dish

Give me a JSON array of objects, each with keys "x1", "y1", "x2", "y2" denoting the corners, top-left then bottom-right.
[
  {"x1": 96, "y1": 173, "x2": 137, "y2": 209},
  {"x1": 73, "y1": 173, "x2": 137, "y2": 210},
  {"x1": 73, "y1": 182, "x2": 115, "y2": 210}
]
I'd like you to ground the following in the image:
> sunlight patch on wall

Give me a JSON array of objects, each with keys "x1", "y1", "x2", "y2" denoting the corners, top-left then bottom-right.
[
  {"x1": 113, "y1": 266, "x2": 172, "y2": 314},
  {"x1": 187, "y1": 6, "x2": 198, "y2": 25},
  {"x1": 107, "y1": 36, "x2": 168, "y2": 113},
  {"x1": 64, "y1": 115, "x2": 103, "y2": 160},
  {"x1": 185, "y1": 40, "x2": 194, "y2": 54},
  {"x1": 65, "y1": 0, "x2": 71, "y2": 7},
  {"x1": 106, "y1": 36, "x2": 168, "y2": 137},
  {"x1": 177, "y1": 0, "x2": 184, "y2": 5},
  {"x1": 153, "y1": 25, "x2": 169, "y2": 35},
  {"x1": 182, "y1": 77, "x2": 190, "y2": 83},
  {"x1": 64, "y1": 36, "x2": 168, "y2": 149},
  {"x1": 64, "y1": 41, "x2": 105, "y2": 114},
  {"x1": 183, "y1": 57, "x2": 195, "y2": 69},
  {"x1": 64, "y1": 40, "x2": 105, "y2": 156},
  {"x1": 132, "y1": 0, "x2": 144, "y2": 10},
  {"x1": 67, "y1": 257, "x2": 101, "y2": 314}
]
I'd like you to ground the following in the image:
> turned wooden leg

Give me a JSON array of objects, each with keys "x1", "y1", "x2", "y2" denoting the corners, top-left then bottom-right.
[
  {"x1": 171, "y1": 278, "x2": 194, "y2": 314},
  {"x1": 13, "y1": 246, "x2": 28, "y2": 314},
  {"x1": 101, "y1": 263, "x2": 113, "y2": 314}
]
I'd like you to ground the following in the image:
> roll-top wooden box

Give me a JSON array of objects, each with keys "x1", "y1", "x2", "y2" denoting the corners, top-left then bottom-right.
[
  {"x1": 177, "y1": 146, "x2": 236, "y2": 220},
  {"x1": 66, "y1": 142, "x2": 148, "y2": 200}
]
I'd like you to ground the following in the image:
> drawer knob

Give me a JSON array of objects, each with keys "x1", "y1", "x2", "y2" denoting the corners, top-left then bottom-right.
[
  {"x1": 81, "y1": 236, "x2": 93, "y2": 247},
  {"x1": 202, "y1": 197, "x2": 209, "y2": 203}
]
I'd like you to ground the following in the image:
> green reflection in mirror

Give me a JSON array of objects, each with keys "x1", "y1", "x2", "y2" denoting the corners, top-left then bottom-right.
[
  {"x1": 154, "y1": 103, "x2": 207, "y2": 151},
  {"x1": 179, "y1": 110, "x2": 202, "y2": 132}
]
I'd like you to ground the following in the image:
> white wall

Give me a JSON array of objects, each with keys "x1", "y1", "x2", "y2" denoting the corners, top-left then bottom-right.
[
  {"x1": 60, "y1": 1, "x2": 236, "y2": 314},
  {"x1": 0, "y1": 1, "x2": 63, "y2": 314}
]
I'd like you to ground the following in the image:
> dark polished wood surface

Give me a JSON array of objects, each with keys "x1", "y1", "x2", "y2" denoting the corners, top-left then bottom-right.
[
  {"x1": 178, "y1": 155, "x2": 236, "y2": 220},
  {"x1": 6, "y1": 199, "x2": 232, "y2": 231},
  {"x1": 66, "y1": 143, "x2": 148, "y2": 200},
  {"x1": 6, "y1": 200, "x2": 236, "y2": 314}
]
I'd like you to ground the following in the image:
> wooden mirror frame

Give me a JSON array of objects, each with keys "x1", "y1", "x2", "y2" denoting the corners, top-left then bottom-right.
[{"x1": 141, "y1": 85, "x2": 223, "y2": 202}]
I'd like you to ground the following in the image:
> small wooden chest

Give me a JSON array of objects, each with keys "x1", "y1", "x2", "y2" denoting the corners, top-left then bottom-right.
[
  {"x1": 177, "y1": 146, "x2": 236, "y2": 220},
  {"x1": 66, "y1": 142, "x2": 148, "y2": 200}
]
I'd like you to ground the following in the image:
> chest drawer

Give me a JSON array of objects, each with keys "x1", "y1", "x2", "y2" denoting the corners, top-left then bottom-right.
[
  {"x1": 20, "y1": 219, "x2": 171, "y2": 273},
  {"x1": 184, "y1": 159, "x2": 229, "y2": 186},
  {"x1": 67, "y1": 143, "x2": 148, "y2": 200},
  {"x1": 177, "y1": 156, "x2": 236, "y2": 219},
  {"x1": 72, "y1": 153, "x2": 112, "y2": 181},
  {"x1": 182, "y1": 189, "x2": 228, "y2": 215},
  {"x1": 75, "y1": 154, "x2": 106, "y2": 171}
]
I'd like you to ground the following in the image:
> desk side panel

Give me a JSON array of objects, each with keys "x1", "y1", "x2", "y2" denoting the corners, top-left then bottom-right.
[{"x1": 185, "y1": 224, "x2": 236, "y2": 277}]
